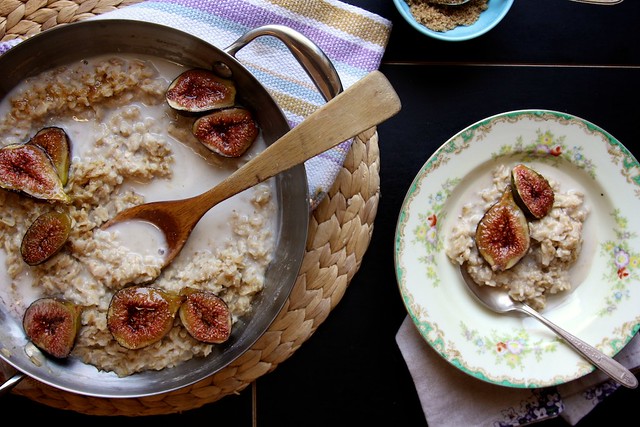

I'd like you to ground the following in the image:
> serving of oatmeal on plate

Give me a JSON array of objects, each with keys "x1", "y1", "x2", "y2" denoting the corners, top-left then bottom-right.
[
  {"x1": 445, "y1": 164, "x2": 589, "y2": 311},
  {"x1": 0, "y1": 55, "x2": 278, "y2": 377}
]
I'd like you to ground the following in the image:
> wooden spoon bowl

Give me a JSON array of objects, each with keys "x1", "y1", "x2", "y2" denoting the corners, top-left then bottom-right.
[{"x1": 102, "y1": 70, "x2": 401, "y2": 268}]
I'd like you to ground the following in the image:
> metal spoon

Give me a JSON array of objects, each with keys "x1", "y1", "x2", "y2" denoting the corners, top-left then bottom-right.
[
  {"x1": 459, "y1": 265, "x2": 638, "y2": 388},
  {"x1": 0, "y1": 370, "x2": 25, "y2": 397},
  {"x1": 102, "y1": 71, "x2": 401, "y2": 268}
]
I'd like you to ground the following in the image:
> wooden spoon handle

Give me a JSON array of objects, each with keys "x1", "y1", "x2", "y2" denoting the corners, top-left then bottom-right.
[{"x1": 196, "y1": 70, "x2": 401, "y2": 210}]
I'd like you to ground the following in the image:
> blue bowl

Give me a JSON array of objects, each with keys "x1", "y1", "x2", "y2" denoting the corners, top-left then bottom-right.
[{"x1": 393, "y1": 0, "x2": 514, "y2": 42}]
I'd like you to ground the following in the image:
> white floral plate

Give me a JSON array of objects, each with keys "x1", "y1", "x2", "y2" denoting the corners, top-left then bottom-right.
[{"x1": 394, "y1": 109, "x2": 640, "y2": 388}]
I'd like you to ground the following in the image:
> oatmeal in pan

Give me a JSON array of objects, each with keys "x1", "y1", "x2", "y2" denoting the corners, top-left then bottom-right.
[{"x1": 0, "y1": 56, "x2": 277, "y2": 377}]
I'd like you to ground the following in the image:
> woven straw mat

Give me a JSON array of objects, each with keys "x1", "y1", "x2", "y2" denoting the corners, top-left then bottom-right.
[{"x1": 0, "y1": 0, "x2": 381, "y2": 416}]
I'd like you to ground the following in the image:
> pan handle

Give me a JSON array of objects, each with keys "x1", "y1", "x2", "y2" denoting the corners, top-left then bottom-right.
[
  {"x1": 225, "y1": 24, "x2": 342, "y2": 101},
  {"x1": 0, "y1": 371, "x2": 26, "y2": 397}
]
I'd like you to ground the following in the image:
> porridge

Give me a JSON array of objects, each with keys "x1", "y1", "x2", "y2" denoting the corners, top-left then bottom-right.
[
  {"x1": 0, "y1": 55, "x2": 277, "y2": 377},
  {"x1": 445, "y1": 164, "x2": 589, "y2": 310}
]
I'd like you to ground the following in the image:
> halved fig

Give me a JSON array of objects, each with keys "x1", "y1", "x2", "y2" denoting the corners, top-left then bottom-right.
[
  {"x1": 23, "y1": 297, "x2": 83, "y2": 359},
  {"x1": 511, "y1": 164, "x2": 555, "y2": 219},
  {"x1": 0, "y1": 143, "x2": 71, "y2": 203},
  {"x1": 179, "y1": 288, "x2": 232, "y2": 344},
  {"x1": 475, "y1": 187, "x2": 530, "y2": 271},
  {"x1": 21, "y1": 210, "x2": 72, "y2": 266},
  {"x1": 28, "y1": 127, "x2": 71, "y2": 185},
  {"x1": 166, "y1": 68, "x2": 236, "y2": 113},
  {"x1": 192, "y1": 107, "x2": 258, "y2": 157},
  {"x1": 107, "y1": 286, "x2": 183, "y2": 350}
]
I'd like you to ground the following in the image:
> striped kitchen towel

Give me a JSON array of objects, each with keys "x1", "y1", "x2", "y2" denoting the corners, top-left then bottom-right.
[
  {"x1": 0, "y1": 0, "x2": 391, "y2": 209},
  {"x1": 94, "y1": 0, "x2": 392, "y2": 209}
]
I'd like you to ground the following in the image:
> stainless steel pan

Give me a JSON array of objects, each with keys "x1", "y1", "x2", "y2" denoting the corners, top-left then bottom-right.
[{"x1": 0, "y1": 19, "x2": 341, "y2": 398}]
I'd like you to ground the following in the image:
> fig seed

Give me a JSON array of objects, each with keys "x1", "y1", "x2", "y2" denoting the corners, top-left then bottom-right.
[
  {"x1": 0, "y1": 143, "x2": 71, "y2": 203},
  {"x1": 28, "y1": 127, "x2": 71, "y2": 186},
  {"x1": 476, "y1": 187, "x2": 531, "y2": 271},
  {"x1": 192, "y1": 107, "x2": 259, "y2": 157},
  {"x1": 166, "y1": 69, "x2": 236, "y2": 113},
  {"x1": 511, "y1": 164, "x2": 555, "y2": 219},
  {"x1": 21, "y1": 210, "x2": 72, "y2": 266},
  {"x1": 107, "y1": 286, "x2": 183, "y2": 350},
  {"x1": 23, "y1": 298, "x2": 83, "y2": 359},
  {"x1": 179, "y1": 288, "x2": 232, "y2": 344}
]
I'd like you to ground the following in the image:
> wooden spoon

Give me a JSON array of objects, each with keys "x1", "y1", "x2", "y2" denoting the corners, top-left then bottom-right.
[{"x1": 102, "y1": 70, "x2": 401, "y2": 268}]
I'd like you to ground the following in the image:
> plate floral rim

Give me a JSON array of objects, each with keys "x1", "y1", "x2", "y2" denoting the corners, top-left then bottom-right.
[{"x1": 394, "y1": 109, "x2": 640, "y2": 388}]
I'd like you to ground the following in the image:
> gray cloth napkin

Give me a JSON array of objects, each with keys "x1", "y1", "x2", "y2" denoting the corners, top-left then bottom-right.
[{"x1": 396, "y1": 316, "x2": 639, "y2": 426}]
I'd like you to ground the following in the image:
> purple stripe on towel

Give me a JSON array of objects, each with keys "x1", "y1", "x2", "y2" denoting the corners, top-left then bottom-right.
[{"x1": 154, "y1": 0, "x2": 383, "y2": 71}]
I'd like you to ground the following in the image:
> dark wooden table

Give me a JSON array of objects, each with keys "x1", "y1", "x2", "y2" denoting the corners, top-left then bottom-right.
[{"x1": 6, "y1": 1, "x2": 639, "y2": 424}]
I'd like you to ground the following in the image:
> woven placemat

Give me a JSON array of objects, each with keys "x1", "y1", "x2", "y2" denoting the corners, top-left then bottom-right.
[{"x1": 1, "y1": 0, "x2": 381, "y2": 416}]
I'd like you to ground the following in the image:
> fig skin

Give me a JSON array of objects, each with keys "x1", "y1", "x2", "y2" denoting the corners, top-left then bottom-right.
[
  {"x1": 21, "y1": 210, "x2": 72, "y2": 266},
  {"x1": 0, "y1": 143, "x2": 71, "y2": 203},
  {"x1": 107, "y1": 286, "x2": 184, "y2": 350},
  {"x1": 23, "y1": 298, "x2": 83, "y2": 359},
  {"x1": 179, "y1": 288, "x2": 232, "y2": 344},
  {"x1": 192, "y1": 107, "x2": 259, "y2": 157},
  {"x1": 28, "y1": 127, "x2": 71, "y2": 186},
  {"x1": 475, "y1": 187, "x2": 531, "y2": 271},
  {"x1": 511, "y1": 164, "x2": 555, "y2": 219},
  {"x1": 166, "y1": 69, "x2": 236, "y2": 113}
]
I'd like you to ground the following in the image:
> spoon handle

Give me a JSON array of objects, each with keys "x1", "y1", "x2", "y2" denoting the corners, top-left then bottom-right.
[
  {"x1": 519, "y1": 304, "x2": 638, "y2": 389},
  {"x1": 0, "y1": 371, "x2": 25, "y2": 396},
  {"x1": 198, "y1": 70, "x2": 401, "y2": 211}
]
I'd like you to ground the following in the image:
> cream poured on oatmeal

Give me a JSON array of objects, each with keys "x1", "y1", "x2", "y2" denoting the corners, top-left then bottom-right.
[{"x1": 0, "y1": 55, "x2": 277, "y2": 376}]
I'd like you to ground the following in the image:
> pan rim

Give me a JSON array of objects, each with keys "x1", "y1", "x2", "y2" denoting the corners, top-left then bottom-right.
[{"x1": 0, "y1": 19, "x2": 309, "y2": 398}]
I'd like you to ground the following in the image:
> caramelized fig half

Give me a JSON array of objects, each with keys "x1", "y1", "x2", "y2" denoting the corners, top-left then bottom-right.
[
  {"x1": 23, "y1": 297, "x2": 83, "y2": 359},
  {"x1": 166, "y1": 69, "x2": 236, "y2": 113},
  {"x1": 192, "y1": 107, "x2": 259, "y2": 157},
  {"x1": 107, "y1": 286, "x2": 183, "y2": 350},
  {"x1": 475, "y1": 187, "x2": 530, "y2": 271},
  {"x1": 0, "y1": 143, "x2": 71, "y2": 203},
  {"x1": 28, "y1": 127, "x2": 71, "y2": 185},
  {"x1": 511, "y1": 164, "x2": 555, "y2": 219},
  {"x1": 179, "y1": 288, "x2": 232, "y2": 344},
  {"x1": 21, "y1": 210, "x2": 72, "y2": 266}
]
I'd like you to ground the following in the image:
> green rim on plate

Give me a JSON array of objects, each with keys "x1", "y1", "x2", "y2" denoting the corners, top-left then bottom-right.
[{"x1": 395, "y1": 109, "x2": 640, "y2": 388}]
